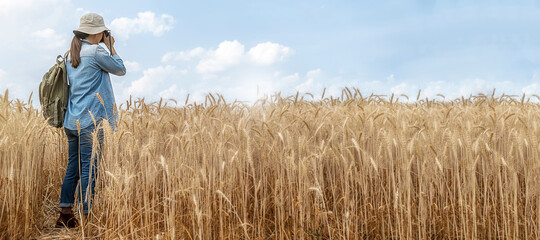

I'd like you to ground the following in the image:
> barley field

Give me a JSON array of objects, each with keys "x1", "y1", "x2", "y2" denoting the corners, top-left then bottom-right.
[{"x1": 1, "y1": 88, "x2": 540, "y2": 239}]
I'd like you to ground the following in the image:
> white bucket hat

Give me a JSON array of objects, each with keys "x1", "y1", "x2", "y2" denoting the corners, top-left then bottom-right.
[{"x1": 74, "y1": 13, "x2": 110, "y2": 35}]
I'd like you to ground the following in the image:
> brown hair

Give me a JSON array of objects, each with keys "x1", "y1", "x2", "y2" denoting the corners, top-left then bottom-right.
[{"x1": 69, "y1": 31, "x2": 89, "y2": 68}]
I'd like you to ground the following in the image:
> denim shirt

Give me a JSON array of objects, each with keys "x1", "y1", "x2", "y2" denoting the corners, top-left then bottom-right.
[{"x1": 64, "y1": 39, "x2": 126, "y2": 131}]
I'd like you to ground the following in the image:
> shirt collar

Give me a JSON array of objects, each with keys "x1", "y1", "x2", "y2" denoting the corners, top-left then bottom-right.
[{"x1": 81, "y1": 39, "x2": 91, "y2": 44}]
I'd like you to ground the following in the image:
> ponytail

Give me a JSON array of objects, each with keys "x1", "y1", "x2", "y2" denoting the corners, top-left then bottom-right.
[{"x1": 69, "y1": 31, "x2": 89, "y2": 68}]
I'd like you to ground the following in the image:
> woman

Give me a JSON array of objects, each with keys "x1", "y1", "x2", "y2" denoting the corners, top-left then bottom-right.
[{"x1": 55, "y1": 13, "x2": 126, "y2": 228}]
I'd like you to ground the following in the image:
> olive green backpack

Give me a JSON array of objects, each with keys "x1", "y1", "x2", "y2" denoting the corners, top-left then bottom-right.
[{"x1": 39, "y1": 51, "x2": 69, "y2": 128}]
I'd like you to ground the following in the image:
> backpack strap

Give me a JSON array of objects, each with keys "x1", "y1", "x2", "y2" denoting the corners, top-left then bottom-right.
[
  {"x1": 55, "y1": 55, "x2": 64, "y2": 65},
  {"x1": 55, "y1": 51, "x2": 70, "y2": 65},
  {"x1": 62, "y1": 50, "x2": 70, "y2": 86},
  {"x1": 63, "y1": 50, "x2": 69, "y2": 62}
]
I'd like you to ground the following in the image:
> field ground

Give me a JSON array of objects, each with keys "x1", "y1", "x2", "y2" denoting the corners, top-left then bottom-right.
[{"x1": 2, "y1": 89, "x2": 540, "y2": 239}]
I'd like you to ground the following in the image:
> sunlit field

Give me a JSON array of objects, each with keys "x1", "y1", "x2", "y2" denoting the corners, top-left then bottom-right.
[{"x1": 2, "y1": 88, "x2": 540, "y2": 239}]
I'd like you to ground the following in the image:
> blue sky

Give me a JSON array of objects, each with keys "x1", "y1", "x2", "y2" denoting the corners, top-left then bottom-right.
[{"x1": 1, "y1": 0, "x2": 540, "y2": 105}]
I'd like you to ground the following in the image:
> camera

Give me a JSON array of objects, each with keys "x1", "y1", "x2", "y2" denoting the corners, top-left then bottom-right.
[{"x1": 100, "y1": 30, "x2": 110, "y2": 42}]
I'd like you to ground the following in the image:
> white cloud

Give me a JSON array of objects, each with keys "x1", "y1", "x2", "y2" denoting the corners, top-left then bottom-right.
[
  {"x1": 159, "y1": 84, "x2": 186, "y2": 100},
  {"x1": 296, "y1": 69, "x2": 322, "y2": 94},
  {"x1": 454, "y1": 79, "x2": 512, "y2": 98},
  {"x1": 75, "y1": 7, "x2": 88, "y2": 14},
  {"x1": 415, "y1": 79, "x2": 519, "y2": 100},
  {"x1": 282, "y1": 73, "x2": 301, "y2": 83},
  {"x1": 0, "y1": 0, "x2": 73, "y2": 48},
  {"x1": 390, "y1": 83, "x2": 408, "y2": 95},
  {"x1": 110, "y1": 11, "x2": 174, "y2": 40},
  {"x1": 0, "y1": 0, "x2": 69, "y2": 15},
  {"x1": 126, "y1": 65, "x2": 179, "y2": 97},
  {"x1": 32, "y1": 28, "x2": 67, "y2": 50},
  {"x1": 123, "y1": 60, "x2": 141, "y2": 72},
  {"x1": 161, "y1": 41, "x2": 295, "y2": 75},
  {"x1": 161, "y1": 47, "x2": 206, "y2": 63},
  {"x1": 196, "y1": 40, "x2": 245, "y2": 73},
  {"x1": 247, "y1": 42, "x2": 293, "y2": 65},
  {"x1": 457, "y1": 78, "x2": 490, "y2": 97},
  {"x1": 0, "y1": 0, "x2": 29, "y2": 14},
  {"x1": 522, "y1": 83, "x2": 539, "y2": 95},
  {"x1": 306, "y1": 68, "x2": 321, "y2": 78},
  {"x1": 124, "y1": 40, "x2": 324, "y2": 104},
  {"x1": 423, "y1": 81, "x2": 446, "y2": 99},
  {"x1": 295, "y1": 78, "x2": 314, "y2": 93}
]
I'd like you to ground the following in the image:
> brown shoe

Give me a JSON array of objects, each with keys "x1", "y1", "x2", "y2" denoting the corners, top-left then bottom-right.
[{"x1": 55, "y1": 212, "x2": 79, "y2": 228}]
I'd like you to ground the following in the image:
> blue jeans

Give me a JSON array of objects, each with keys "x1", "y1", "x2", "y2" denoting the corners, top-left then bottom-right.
[{"x1": 59, "y1": 122, "x2": 104, "y2": 214}]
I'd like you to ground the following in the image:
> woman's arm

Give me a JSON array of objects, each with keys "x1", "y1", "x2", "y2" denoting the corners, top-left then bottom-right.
[{"x1": 95, "y1": 46, "x2": 126, "y2": 76}]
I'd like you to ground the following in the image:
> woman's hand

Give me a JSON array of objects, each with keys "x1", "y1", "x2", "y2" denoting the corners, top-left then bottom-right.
[
  {"x1": 103, "y1": 34, "x2": 117, "y2": 56},
  {"x1": 103, "y1": 34, "x2": 115, "y2": 49}
]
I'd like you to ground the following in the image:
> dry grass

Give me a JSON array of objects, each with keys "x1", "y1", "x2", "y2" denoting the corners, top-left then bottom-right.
[{"x1": 2, "y1": 88, "x2": 540, "y2": 239}]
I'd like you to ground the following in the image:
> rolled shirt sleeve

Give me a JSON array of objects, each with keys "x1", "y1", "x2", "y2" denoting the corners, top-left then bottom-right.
[{"x1": 94, "y1": 46, "x2": 127, "y2": 76}]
